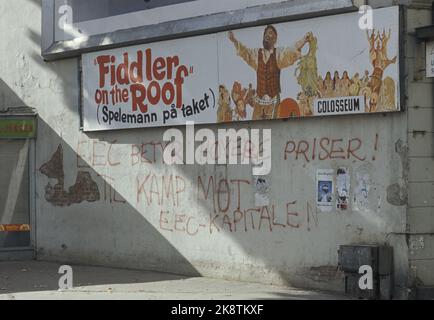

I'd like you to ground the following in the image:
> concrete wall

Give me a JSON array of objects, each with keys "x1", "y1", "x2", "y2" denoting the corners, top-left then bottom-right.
[
  {"x1": 405, "y1": 2, "x2": 434, "y2": 290},
  {"x1": 0, "y1": 0, "x2": 432, "y2": 298}
]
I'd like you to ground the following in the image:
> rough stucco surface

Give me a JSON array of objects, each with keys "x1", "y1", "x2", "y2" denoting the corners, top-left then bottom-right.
[{"x1": 1, "y1": 0, "x2": 433, "y2": 298}]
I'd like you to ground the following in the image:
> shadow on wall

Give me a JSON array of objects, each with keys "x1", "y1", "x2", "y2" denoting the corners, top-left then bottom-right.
[
  {"x1": 0, "y1": 0, "x2": 201, "y2": 294},
  {"x1": 0, "y1": 108, "x2": 202, "y2": 295},
  {"x1": 0, "y1": 78, "x2": 201, "y2": 294},
  {"x1": 36, "y1": 117, "x2": 203, "y2": 274},
  {"x1": 0, "y1": 79, "x2": 27, "y2": 107}
]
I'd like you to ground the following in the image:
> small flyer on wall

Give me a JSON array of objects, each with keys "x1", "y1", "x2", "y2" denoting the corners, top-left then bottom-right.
[
  {"x1": 336, "y1": 168, "x2": 350, "y2": 211},
  {"x1": 254, "y1": 176, "x2": 270, "y2": 207},
  {"x1": 316, "y1": 169, "x2": 334, "y2": 212}
]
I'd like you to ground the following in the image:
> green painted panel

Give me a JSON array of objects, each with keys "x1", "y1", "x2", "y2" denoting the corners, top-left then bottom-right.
[{"x1": 0, "y1": 118, "x2": 36, "y2": 139}]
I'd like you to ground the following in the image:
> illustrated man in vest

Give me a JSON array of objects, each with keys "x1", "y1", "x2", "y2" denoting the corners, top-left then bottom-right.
[{"x1": 228, "y1": 26, "x2": 311, "y2": 120}]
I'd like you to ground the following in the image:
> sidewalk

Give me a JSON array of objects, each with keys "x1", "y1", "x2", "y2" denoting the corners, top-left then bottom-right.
[{"x1": 0, "y1": 261, "x2": 347, "y2": 300}]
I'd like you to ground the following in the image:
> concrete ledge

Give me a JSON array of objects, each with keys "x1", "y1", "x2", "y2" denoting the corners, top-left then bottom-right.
[
  {"x1": 0, "y1": 247, "x2": 35, "y2": 261},
  {"x1": 416, "y1": 286, "x2": 434, "y2": 300},
  {"x1": 42, "y1": 0, "x2": 357, "y2": 61},
  {"x1": 416, "y1": 25, "x2": 434, "y2": 40}
]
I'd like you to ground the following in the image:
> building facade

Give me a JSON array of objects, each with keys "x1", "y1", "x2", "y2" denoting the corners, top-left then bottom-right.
[{"x1": 0, "y1": 0, "x2": 433, "y2": 299}]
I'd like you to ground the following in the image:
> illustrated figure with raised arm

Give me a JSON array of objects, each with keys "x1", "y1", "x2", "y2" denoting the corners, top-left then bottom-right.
[
  {"x1": 228, "y1": 25, "x2": 311, "y2": 120},
  {"x1": 366, "y1": 28, "x2": 397, "y2": 111}
]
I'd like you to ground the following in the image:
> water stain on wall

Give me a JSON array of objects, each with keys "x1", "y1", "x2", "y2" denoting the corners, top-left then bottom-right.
[
  {"x1": 39, "y1": 144, "x2": 100, "y2": 207},
  {"x1": 386, "y1": 139, "x2": 408, "y2": 206}
]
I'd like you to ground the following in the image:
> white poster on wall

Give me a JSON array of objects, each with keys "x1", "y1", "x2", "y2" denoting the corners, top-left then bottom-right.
[
  {"x1": 82, "y1": 6, "x2": 400, "y2": 131},
  {"x1": 254, "y1": 176, "x2": 271, "y2": 207},
  {"x1": 316, "y1": 169, "x2": 334, "y2": 212},
  {"x1": 336, "y1": 168, "x2": 350, "y2": 211}
]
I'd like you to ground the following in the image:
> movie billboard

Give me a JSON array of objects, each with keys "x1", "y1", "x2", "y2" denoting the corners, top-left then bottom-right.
[{"x1": 82, "y1": 6, "x2": 400, "y2": 131}]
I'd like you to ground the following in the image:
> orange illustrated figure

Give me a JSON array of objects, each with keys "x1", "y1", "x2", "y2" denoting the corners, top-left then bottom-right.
[
  {"x1": 367, "y1": 29, "x2": 397, "y2": 112},
  {"x1": 217, "y1": 85, "x2": 233, "y2": 123},
  {"x1": 349, "y1": 73, "x2": 362, "y2": 96},
  {"x1": 340, "y1": 71, "x2": 351, "y2": 97},
  {"x1": 323, "y1": 71, "x2": 334, "y2": 98},
  {"x1": 231, "y1": 82, "x2": 255, "y2": 121},
  {"x1": 228, "y1": 26, "x2": 310, "y2": 120}
]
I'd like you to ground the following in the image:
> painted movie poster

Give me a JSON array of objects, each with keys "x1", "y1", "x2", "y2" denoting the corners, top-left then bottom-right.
[{"x1": 82, "y1": 7, "x2": 400, "y2": 131}]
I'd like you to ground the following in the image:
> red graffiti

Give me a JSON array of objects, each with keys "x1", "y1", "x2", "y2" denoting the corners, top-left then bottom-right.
[
  {"x1": 137, "y1": 173, "x2": 185, "y2": 207},
  {"x1": 95, "y1": 49, "x2": 189, "y2": 112},
  {"x1": 77, "y1": 139, "x2": 121, "y2": 168},
  {"x1": 157, "y1": 200, "x2": 317, "y2": 236},
  {"x1": 283, "y1": 135, "x2": 377, "y2": 162}
]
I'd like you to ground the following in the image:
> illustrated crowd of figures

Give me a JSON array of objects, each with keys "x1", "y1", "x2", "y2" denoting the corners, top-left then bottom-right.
[{"x1": 217, "y1": 26, "x2": 398, "y2": 123}]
